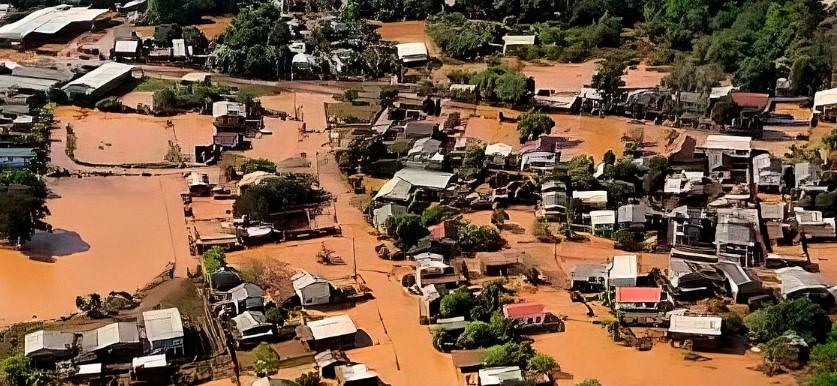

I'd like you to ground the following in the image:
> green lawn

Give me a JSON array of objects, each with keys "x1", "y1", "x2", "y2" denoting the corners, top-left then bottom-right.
[{"x1": 133, "y1": 78, "x2": 178, "y2": 92}]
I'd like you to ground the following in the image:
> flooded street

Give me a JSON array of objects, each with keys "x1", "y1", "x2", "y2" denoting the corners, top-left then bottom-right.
[{"x1": 0, "y1": 175, "x2": 191, "y2": 327}]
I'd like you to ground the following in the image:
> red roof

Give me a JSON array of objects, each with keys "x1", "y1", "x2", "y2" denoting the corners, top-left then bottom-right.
[
  {"x1": 503, "y1": 302, "x2": 545, "y2": 318},
  {"x1": 429, "y1": 220, "x2": 458, "y2": 240},
  {"x1": 730, "y1": 92, "x2": 769, "y2": 109},
  {"x1": 615, "y1": 287, "x2": 662, "y2": 303}
]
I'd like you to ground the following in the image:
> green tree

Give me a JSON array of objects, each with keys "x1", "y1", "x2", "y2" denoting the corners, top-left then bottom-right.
[
  {"x1": 461, "y1": 144, "x2": 486, "y2": 177},
  {"x1": 0, "y1": 170, "x2": 51, "y2": 244},
  {"x1": 384, "y1": 213, "x2": 429, "y2": 249},
  {"x1": 494, "y1": 71, "x2": 531, "y2": 105},
  {"x1": 591, "y1": 57, "x2": 626, "y2": 102},
  {"x1": 488, "y1": 311, "x2": 519, "y2": 343},
  {"x1": 642, "y1": 156, "x2": 670, "y2": 194},
  {"x1": 744, "y1": 298, "x2": 831, "y2": 344},
  {"x1": 811, "y1": 341, "x2": 837, "y2": 374},
  {"x1": 439, "y1": 289, "x2": 476, "y2": 318},
  {"x1": 253, "y1": 342, "x2": 280, "y2": 376},
  {"x1": 458, "y1": 222, "x2": 505, "y2": 252},
  {"x1": 517, "y1": 113, "x2": 555, "y2": 143},
  {"x1": 527, "y1": 353, "x2": 558, "y2": 375},
  {"x1": 483, "y1": 341, "x2": 535, "y2": 367},
  {"x1": 153, "y1": 87, "x2": 177, "y2": 112},
  {"x1": 421, "y1": 205, "x2": 459, "y2": 227},
  {"x1": 733, "y1": 56, "x2": 777, "y2": 93},
  {"x1": 456, "y1": 321, "x2": 494, "y2": 348}
]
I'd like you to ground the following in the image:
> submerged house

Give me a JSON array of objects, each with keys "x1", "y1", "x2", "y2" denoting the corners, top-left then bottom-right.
[
  {"x1": 696, "y1": 135, "x2": 751, "y2": 186},
  {"x1": 335, "y1": 363, "x2": 381, "y2": 386},
  {"x1": 373, "y1": 168, "x2": 457, "y2": 205},
  {"x1": 614, "y1": 287, "x2": 669, "y2": 325},
  {"x1": 776, "y1": 267, "x2": 835, "y2": 302},
  {"x1": 232, "y1": 311, "x2": 275, "y2": 345},
  {"x1": 569, "y1": 264, "x2": 607, "y2": 292},
  {"x1": 716, "y1": 261, "x2": 764, "y2": 303},
  {"x1": 297, "y1": 314, "x2": 358, "y2": 351},
  {"x1": 228, "y1": 282, "x2": 266, "y2": 315},
  {"x1": 606, "y1": 254, "x2": 639, "y2": 287},
  {"x1": 81, "y1": 322, "x2": 141, "y2": 358}
]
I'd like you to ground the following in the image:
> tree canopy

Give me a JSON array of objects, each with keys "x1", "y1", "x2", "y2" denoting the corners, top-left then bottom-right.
[
  {"x1": 744, "y1": 298, "x2": 832, "y2": 345},
  {"x1": 233, "y1": 173, "x2": 330, "y2": 221},
  {"x1": 517, "y1": 113, "x2": 555, "y2": 143}
]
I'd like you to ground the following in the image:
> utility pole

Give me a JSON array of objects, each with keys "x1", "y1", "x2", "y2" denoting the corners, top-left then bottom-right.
[{"x1": 352, "y1": 237, "x2": 358, "y2": 279}]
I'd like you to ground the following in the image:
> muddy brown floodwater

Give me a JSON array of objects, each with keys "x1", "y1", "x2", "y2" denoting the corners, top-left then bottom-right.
[{"x1": 0, "y1": 175, "x2": 191, "y2": 327}]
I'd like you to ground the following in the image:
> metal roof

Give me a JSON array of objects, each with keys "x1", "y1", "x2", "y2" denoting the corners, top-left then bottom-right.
[
  {"x1": 132, "y1": 354, "x2": 167, "y2": 370},
  {"x1": 114, "y1": 39, "x2": 139, "y2": 53},
  {"x1": 142, "y1": 308, "x2": 184, "y2": 342},
  {"x1": 172, "y1": 39, "x2": 186, "y2": 57},
  {"x1": 62, "y1": 62, "x2": 134, "y2": 94},
  {"x1": 668, "y1": 315, "x2": 723, "y2": 336},
  {"x1": 572, "y1": 190, "x2": 607, "y2": 204},
  {"x1": 0, "y1": 147, "x2": 35, "y2": 157},
  {"x1": 814, "y1": 88, "x2": 837, "y2": 108},
  {"x1": 373, "y1": 177, "x2": 413, "y2": 201},
  {"x1": 608, "y1": 255, "x2": 638, "y2": 281},
  {"x1": 0, "y1": 6, "x2": 107, "y2": 40},
  {"x1": 292, "y1": 270, "x2": 330, "y2": 290},
  {"x1": 230, "y1": 282, "x2": 265, "y2": 303},
  {"x1": 589, "y1": 210, "x2": 616, "y2": 226},
  {"x1": 306, "y1": 314, "x2": 357, "y2": 340},
  {"x1": 373, "y1": 203, "x2": 407, "y2": 229},
  {"x1": 570, "y1": 263, "x2": 607, "y2": 280},
  {"x1": 701, "y1": 135, "x2": 751, "y2": 151},
  {"x1": 503, "y1": 302, "x2": 544, "y2": 318},
  {"x1": 24, "y1": 330, "x2": 74, "y2": 356},
  {"x1": 479, "y1": 366, "x2": 523, "y2": 385},
  {"x1": 618, "y1": 203, "x2": 647, "y2": 223},
  {"x1": 616, "y1": 286, "x2": 662, "y2": 303},
  {"x1": 394, "y1": 168, "x2": 455, "y2": 190},
  {"x1": 502, "y1": 35, "x2": 536, "y2": 45},
  {"x1": 11, "y1": 66, "x2": 74, "y2": 82},
  {"x1": 0, "y1": 74, "x2": 60, "y2": 92},
  {"x1": 408, "y1": 137, "x2": 441, "y2": 155},
  {"x1": 396, "y1": 42, "x2": 428, "y2": 60},
  {"x1": 232, "y1": 310, "x2": 270, "y2": 332},
  {"x1": 485, "y1": 143, "x2": 512, "y2": 157},
  {"x1": 777, "y1": 266, "x2": 830, "y2": 297}
]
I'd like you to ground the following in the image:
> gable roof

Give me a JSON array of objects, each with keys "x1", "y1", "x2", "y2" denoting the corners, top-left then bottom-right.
[
  {"x1": 394, "y1": 168, "x2": 455, "y2": 190},
  {"x1": 373, "y1": 177, "x2": 413, "y2": 201},
  {"x1": 91, "y1": 322, "x2": 139, "y2": 350},
  {"x1": 62, "y1": 62, "x2": 134, "y2": 93},
  {"x1": 0, "y1": 6, "x2": 107, "y2": 40},
  {"x1": 292, "y1": 270, "x2": 330, "y2": 291},
  {"x1": 306, "y1": 314, "x2": 357, "y2": 340},
  {"x1": 232, "y1": 310, "x2": 270, "y2": 332}
]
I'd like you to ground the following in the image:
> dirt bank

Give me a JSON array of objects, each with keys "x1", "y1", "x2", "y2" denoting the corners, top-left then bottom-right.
[{"x1": 0, "y1": 175, "x2": 192, "y2": 327}]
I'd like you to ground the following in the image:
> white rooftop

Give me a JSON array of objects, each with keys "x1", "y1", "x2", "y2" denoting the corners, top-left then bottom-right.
[
  {"x1": 336, "y1": 364, "x2": 379, "y2": 382},
  {"x1": 132, "y1": 354, "x2": 167, "y2": 370},
  {"x1": 0, "y1": 5, "x2": 107, "y2": 40},
  {"x1": 212, "y1": 101, "x2": 246, "y2": 118},
  {"x1": 668, "y1": 314, "x2": 723, "y2": 336},
  {"x1": 608, "y1": 255, "x2": 639, "y2": 281},
  {"x1": 479, "y1": 366, "x2": 523, "y2": 385},
  {"x1": 24, "y1": 330, "x2": 74, "y2": 356},
  {"x1": 94, "y1": 322, "x2": 139, "y2": 350},
  {"x1": 573, "y1": 190, "x2": 608, "y2": 204},
  {"x1": 396, "y1": 42, "x2": 428, "y2": 61},
  {"x1": 62, "y1": 62, "x2": 134, "y2": 94},
  {"x1": 307, "y1": 314, "x2": 357, "y2": 340},
  {"x1": 142, "y1": 308, "x2": 184, "y2": 343},
  {"x1": 701, "y1": 135, "x2": 752, "y2": 151}
]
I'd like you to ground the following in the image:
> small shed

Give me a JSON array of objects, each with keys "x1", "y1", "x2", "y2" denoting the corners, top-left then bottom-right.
[
  {"x1": 292, "y1": 270, "x2": 332, "y2": 306},
  {"x1": 81, "y1": 321, "x2": 140, "y2": 356},
  {"x1": 232, "y1": 311, "x2": 275, "y2": 344},
  {"x1": 395, "y1": 42, "x2": 428, "y2": 64},
  {"x1": 589, "y1": 210, "x2": 616, "y2": 238},
  {"x1": 569, "y1": 264, "x2": 607, "y2": 292},
  {"x1": 501, "y1": 35, "x2": 536, "y2": 54}
]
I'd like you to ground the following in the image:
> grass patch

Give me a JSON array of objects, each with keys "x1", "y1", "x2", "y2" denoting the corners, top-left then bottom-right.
[{"x1": 134, "y1": 78, "x2": 178, "y2": 92}]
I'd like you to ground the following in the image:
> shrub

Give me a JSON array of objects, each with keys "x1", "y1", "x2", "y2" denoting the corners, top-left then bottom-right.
[
  {"x1": 456, "y1": 321, "x2": 493, "y2": 349},
  {"x1": 744, "y1": 298, "x2": 831, "y2": 344},
  {"x1": 576, "y1": 380, "x2": 602, "y2": 386},
  {"x1": 241, "y1": 158, "x2": 278, "y2": 174},
  {"x1": 95, "y1": 97, "x2": 128, "y2": 113},
  {"x1": 483, "y1": 341, "x2": 535, "y2": 367},
  {"x1": 527, "y1": 353, "x2": 558, "y2": 375},
  {"x1": 763, "y1": 331, "x2": 808, "y2": 370},
  {"x1": 253, "y1": 342, "x2": 280, "y2": 376},
  {"x1": 811, "y1": 341, "x2": 837, "y2": 375},
  {"x1": 264, "y1": 307, "x2": 287, "y2": 325},
  {"x1": 384, "y1": 213, "x2": 429, "y2": 249}
]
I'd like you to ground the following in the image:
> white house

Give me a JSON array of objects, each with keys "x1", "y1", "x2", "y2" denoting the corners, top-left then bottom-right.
[
  {"x1": 292, "y1": 270, "x2": 332, "y2": 306},
  {"x1": 396, "y1": 42, "x2": 428, "y2": 64},
  {"x1": 607, "y1": 254, "x2": 639, "y2": 287}
]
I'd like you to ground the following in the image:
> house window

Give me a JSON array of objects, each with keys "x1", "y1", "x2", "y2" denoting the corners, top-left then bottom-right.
[
  {"x1": 535, "y1": 316, "x2": 542, "y2": 323},
  {"x1": 527, "y1": 317, "x2": 534, "y2": 324}
]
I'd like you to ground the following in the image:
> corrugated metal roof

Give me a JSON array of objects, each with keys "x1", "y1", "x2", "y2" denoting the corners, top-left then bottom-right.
[
  {"x1": 307, "y1": 314, "x2": 357, "y2": 340},
  {"x1": 701, "y1": 135, "x2": 751, "y2": 151},
  {"x1": 373, "y1": 177, "x2": 413, "y2": 201},
  {"x1": 0, "y1": 74, "x2": 60, "y2": 92},
  {"x1": 502, "y1": 302, "x2": 544, "y2": 318},
  {"x1": 94, "y1": 322, "x2": 139, "y2": 350},
  {"x1": 292, "y1": 270, "x2": 329, "y2": 290},
  {"x1": 336, "y1": 364, "x2": 378, "y2": 382},
  {"x1": 572, "y1": 190, "x2": 607, "y2": 204},
  {"x1": 777, "y1": 267, "x2": 829, "y2": 297},
  {"x1": 814, "y1": 88, "x2": 837, "y2": 108},
  {"x1": 114, "y1": 39, "x2": 139, "y2": 53},
  {"x1": 479, "y1": 366, "x2": 523, "y2": 385},
  {"x1": 0, "y1": 147, "x2": 35, "y2": 157},
  {"x1": 232, "y1": 310, "x2": 269, "y2": 332},
  {"x1": 730, "y1": 92, "x2": 769, "y2": 109},
  {"x1": 589, "y1": 209, "x2": 616, "y2": 226},
  {"x1": 608, "y1": 255, "x2": 638, "y2": 281}
]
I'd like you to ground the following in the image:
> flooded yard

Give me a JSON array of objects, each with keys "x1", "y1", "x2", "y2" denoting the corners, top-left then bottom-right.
[{"x1": 0, "y1": 175, "x2": 191, "y2": 327}]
